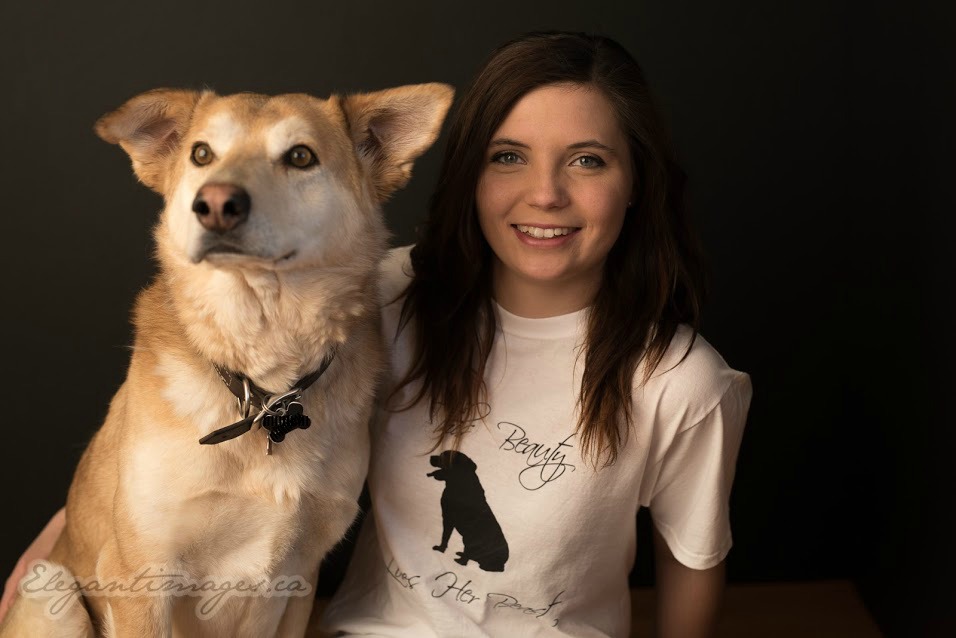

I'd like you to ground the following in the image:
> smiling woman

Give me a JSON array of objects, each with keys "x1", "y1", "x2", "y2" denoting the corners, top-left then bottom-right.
[
  {"x1": 320, "y1": 31, "x2": 753, "y2": 638},
  {"x1": 476, "y1": 83, "x2": 633, "y2": 318}
]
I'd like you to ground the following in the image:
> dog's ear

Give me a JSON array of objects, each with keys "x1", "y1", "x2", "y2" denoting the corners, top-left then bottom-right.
[
  {"x1": 457, "y1": 454, "x2": 476, "y2": 472},
  {"x1": 445, "y1": 450, "x2": 476, "y2": 471},
  {"x1": 341, "y1": 83, "x2": 454, "y2": 203},
  {"x1": 95, "y1": 89, "x2": 206, "y2": 193}
]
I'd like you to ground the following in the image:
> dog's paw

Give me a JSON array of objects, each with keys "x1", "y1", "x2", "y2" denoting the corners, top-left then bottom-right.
[
  {"x1": 454, "y1": 556, "x2": 469, "y2": 566},
  {"x1": 432, "y1": 545, "x2": 446, "y2": 552},
  {"x1": 480, "y1": 562, "x2": 506, "y2": 572}
]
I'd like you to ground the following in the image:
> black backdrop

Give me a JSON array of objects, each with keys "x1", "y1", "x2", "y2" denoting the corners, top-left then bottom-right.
[{"x1": 1, "y1": 1, "x2": 952, "y2": 636}]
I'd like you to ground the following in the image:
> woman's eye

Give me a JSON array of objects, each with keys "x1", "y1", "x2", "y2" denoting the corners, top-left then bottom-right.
[
  {"x1": 285, "y1": 145, "x2": 319, "y2": 169},
  {"x1": 491, "y1": 151, "x2": 523, "y2": 165},
  {"x1": 191, "y1": 142, "x2": 214, "y2": 167},
  {"x1": 572, "y1": 155, "x2": 605, "y2": 168}
]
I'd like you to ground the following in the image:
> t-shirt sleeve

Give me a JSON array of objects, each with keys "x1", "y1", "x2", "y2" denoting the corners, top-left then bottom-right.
[
  {"x1": 645, "y1": 372, "x2": 752, "y2": 570},
  {"x1": 377, "y1": 244, "x2": 414, "y2": 308}
]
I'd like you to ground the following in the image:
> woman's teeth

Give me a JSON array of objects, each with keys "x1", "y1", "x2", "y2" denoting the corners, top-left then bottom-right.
[{"x1": 515, "y1": 225, "x2": 573, "y2": 239}]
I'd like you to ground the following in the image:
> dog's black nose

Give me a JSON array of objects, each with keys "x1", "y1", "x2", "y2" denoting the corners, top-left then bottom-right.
[{"x1": 192, "y1": 183, "x2": 251, "y2": 233}]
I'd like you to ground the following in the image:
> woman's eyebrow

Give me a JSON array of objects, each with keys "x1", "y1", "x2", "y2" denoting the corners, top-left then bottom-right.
[
  {"x1": 489, "y1": 137, "x2": 529, "y2": 148},
  {"x1": 568, "y1": 140, "x2": 617, "y2": 154},
  {"x1": 488, "y1": 138, "x2": 618, "y2": 155}
]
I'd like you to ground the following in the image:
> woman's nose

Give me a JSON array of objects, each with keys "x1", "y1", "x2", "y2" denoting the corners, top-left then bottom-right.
[{"x1": 524, "y1": 166, "x2": 569, "y2": 210}]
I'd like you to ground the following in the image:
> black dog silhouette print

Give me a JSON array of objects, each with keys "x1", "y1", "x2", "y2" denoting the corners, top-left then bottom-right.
[{"x1": 427, "y1": 451, "x2": 509, "y2": 572}]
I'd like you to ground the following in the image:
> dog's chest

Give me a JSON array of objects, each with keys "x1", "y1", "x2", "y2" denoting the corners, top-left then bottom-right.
[
  {"x1": 123, "y1": 425, "x2": 323, "y2": 578},
  {"x1": 179, "y1": 491, "x2": 305, "y2": 578},
  {"x1": 123, "y1": 347, "x2": 358, "y2": 582}
]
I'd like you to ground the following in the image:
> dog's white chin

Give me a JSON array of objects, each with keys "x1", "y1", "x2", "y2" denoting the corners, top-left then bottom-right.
[{"x1": 195, "y1": 250, "x2": 297, "y2": 270}]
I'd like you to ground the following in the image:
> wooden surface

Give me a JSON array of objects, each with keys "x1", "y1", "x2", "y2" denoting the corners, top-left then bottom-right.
[{"x1": 308, "y1": 579, "x2": 883, "y2": 637}]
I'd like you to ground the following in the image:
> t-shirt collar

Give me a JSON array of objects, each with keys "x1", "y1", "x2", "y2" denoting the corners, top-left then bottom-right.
[{"x1": 493, "y1": 302, "x2": 588, "y2": 339}]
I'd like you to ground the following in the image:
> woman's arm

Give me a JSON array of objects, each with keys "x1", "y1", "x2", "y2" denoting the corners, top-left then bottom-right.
[
  {"x1": 652, "y1": 523, "x2": 725, "y2": 638},
  {"x1": 0, "y1": 507, "x2": 66, "y2": 623}
]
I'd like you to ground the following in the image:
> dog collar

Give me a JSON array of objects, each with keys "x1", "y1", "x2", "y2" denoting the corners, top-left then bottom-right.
[{"x1": 199, "y1": 348, "x2": 336, "y2": 454}]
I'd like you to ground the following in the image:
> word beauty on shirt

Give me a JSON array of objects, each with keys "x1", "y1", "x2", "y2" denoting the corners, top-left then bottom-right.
[{"x1": 496, "y1": 422, "x2": 576, "y2": 491}]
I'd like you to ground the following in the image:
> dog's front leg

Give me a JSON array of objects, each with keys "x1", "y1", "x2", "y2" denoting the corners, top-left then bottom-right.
[
  {"x1": 97, "y1": 540, "x2": 171, "y2": 638},
  {"x1": 273, "y1": 569, "x2": 318, "y2": 638},
  {"x1": 101, "y1": 595, "x2": 171, "y2": 638},
  {"x1": 433, "y1": 516, "x2": 453, "y2": 553}
]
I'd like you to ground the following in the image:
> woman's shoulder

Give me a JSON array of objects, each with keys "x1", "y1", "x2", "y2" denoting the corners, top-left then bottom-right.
[
  {"x1": 638, "y1": 324, "x2": 752, "y2": 435},
  {"x1": 377, "y1": 244, "x2": 415, "y2": 307}
]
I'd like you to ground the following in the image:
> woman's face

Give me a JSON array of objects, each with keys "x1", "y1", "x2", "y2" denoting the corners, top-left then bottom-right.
[{"x1": 475, "y1": 83, "x2": 633, "y2": 315}]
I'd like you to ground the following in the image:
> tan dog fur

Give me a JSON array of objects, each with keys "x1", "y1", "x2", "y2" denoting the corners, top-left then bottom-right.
[{"x1": 0, "y1": 83, "x2": 452, "y2": 637}]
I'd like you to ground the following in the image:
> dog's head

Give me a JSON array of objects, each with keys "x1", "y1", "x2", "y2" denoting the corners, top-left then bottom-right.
[
  {"x1": 430, "y1": 451, "x2": 477, "y2": 472},
  {"x1": 95, "y1": 85, "x2": 453, "y2": 272}
]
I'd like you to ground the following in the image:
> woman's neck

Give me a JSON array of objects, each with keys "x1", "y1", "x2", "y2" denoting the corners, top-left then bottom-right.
[{"x1": 491, "y1": 260, "x2": 602, "y2": 318}]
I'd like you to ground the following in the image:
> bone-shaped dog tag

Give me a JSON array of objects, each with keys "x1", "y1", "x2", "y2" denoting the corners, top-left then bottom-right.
[{"x1": 261, "y1": 401, "x2": 311, "y2": 444}]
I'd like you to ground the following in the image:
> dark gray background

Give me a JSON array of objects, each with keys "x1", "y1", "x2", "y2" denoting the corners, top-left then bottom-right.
[{"x1": 1, "y1": 1, "x2": 952, "y2": 636}]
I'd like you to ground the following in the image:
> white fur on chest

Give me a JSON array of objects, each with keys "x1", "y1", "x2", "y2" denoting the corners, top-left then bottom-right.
[
  {"x1": 124, "y1": 354, "x2": 335, "y2": 575},
  {"x1": 124, "y1": 431, "x2": 316, "y2": 578}
]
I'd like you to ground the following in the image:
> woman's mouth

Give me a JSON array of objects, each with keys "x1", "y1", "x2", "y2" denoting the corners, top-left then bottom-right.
[{"x1": 514, "y1": 224, "x2": 577, "y2": 239}]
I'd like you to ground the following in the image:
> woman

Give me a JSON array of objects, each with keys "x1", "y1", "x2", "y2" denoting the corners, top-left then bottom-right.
[
  {"x1": 3, "y1": 32, "x2": 751, "y2": 637},
  {"x1": 320, "y1": 32, "x2": 752, "y2": 636}
]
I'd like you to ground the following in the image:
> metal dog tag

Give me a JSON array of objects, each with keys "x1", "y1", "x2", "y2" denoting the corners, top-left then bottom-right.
[{"x1": 261, "y1": 401, "x2": 311, "y2": 444}]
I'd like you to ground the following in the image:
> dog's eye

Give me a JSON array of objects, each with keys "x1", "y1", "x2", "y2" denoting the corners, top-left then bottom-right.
[
  {"x1": 191, "y1": 143, "x2": 214, "y2": 167},
  {"x1": 285, "y1": 145, "x2": 318, "y2": 169}
]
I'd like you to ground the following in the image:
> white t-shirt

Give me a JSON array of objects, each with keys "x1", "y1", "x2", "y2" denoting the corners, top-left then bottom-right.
[{"x1": 321, "y1": 246, "x2": 752, "y2": 637}]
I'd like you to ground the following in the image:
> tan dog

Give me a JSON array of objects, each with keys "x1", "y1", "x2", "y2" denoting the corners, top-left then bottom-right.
[{"x1": 0, "y1": 83, "x2": 452, "y2": 637}]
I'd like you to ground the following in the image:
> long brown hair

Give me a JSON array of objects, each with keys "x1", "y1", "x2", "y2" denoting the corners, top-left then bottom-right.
[{"x1": 392, "y1": 31, "x2": 707, "y2": 467}]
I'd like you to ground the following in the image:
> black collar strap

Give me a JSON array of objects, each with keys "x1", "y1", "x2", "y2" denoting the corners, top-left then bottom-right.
[{"x1": 199, "y1": 348, "x2": 336, "y2": 446}]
